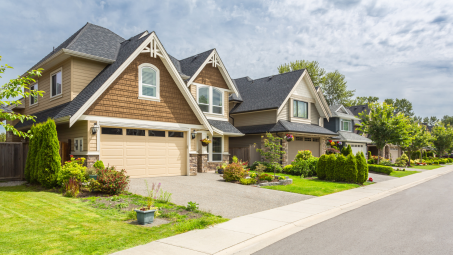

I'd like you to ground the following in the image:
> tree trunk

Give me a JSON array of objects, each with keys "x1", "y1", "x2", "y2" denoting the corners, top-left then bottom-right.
[
  {"x1": 377, "y1": 148, "x2": 381, "y2": 165},
  {"x1": 407, "y1": 150, "x2": 411, "y2": 167}
]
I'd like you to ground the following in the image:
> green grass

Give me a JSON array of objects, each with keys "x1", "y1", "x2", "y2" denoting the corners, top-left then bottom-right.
[
  {"x1": 410, "y1": 165, "x2": 444, "y2": 170},
  {"x1": 252, "y1": 172, "x2": 371, "y2": 196},
  {"x1": 0, "y1": 185, "x2": 227, "y2": 255},
  {"x1": 389, "y1": 170, "x2": 420, "y2": 177}
]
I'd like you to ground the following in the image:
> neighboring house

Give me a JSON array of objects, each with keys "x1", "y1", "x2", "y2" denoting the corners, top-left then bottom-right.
[
  {"x1": 5, "y1": 23, "x2": 243, "y2": 177},
  {"x1": 348, "y1": 104, "x2": 402, "y2": 162},
  {"x1": 228, "y1": 71, "x2": 337, "y2": 166},
  {"x1": 324, "y1": 104, "x2": 372, "y2": 156}
]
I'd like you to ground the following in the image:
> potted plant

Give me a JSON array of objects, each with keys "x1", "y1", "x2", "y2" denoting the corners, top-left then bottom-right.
[
  {"x1": 285, "y1": 134, "x2": 294, "y2": 142},
  {"x1": 86, "y1": 168, "x2": 97, "y2": 180},
  {"x1": 200, "y1": 138, "x2": 211, "y2": 146},
  {"x1": 135, "y1": 181, "x2": 161, "y2": 225}
]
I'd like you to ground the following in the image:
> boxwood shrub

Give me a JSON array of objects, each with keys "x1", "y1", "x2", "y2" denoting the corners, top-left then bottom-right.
[{"x1": 368, "y1": 165, "x2": 393, "y2": 175}]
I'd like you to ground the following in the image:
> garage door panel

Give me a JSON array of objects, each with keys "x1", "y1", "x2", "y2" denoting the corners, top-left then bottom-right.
[
  {"x1": 102, "y1": 158, "x2": 124, "y2": 169},
  {"x1": 101, "y1": 148, "x2": 124, "y2": 157},
  {"x1": 288, "y1": 139, "x2": 320, "y2": 160},
  {"x1": 125, "y1": 148, "x2": 147, "y2": 157}
]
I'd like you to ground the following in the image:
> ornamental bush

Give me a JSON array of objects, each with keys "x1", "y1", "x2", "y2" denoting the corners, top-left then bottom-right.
[
  {"x1": 342, "y1": 145, "x2": 353, "y2": 157},
  {"x1": 292, "y1": 159, "x2": 309, "y2": 177},
  {"x1": 395, "y1": 153, "x2": 409, "y2": 167},
  {"x1": 368, "y1": 151, "x2": 372, "y2": 160},
  {"x1": 258, "y1": 173, "x2": 273, "y2": 182},
  {"x1": 240, "y1": 178, "x2": 256, "y2": 185},
  {"x1": 295, "y1": 150, "x2": 312, "y2": 161},
  {"x1": 334, "y1": 154, "x2": 347, "y2": 182},
  {"x1": 356, "y1": 152, "x2": 368, "y2": 184},
  {"x1": 344, "y1": 154, "x2": 358, "y2": 183},
  {"x1": 223, "y1": 163, "x2": 246, "y2": 182},
  {"x1": 93, "y1": 160, "x2": 105, "y2": 170},
  {"x1": 368, "y1": 165, "x2": 393, "y2": 175},
  {"x1": 317, "y1": 155, "x2": 328, "y2": 180},
  {"x1": 283, "y1": 165, "x2": 294, "y2": 175},
  {"x1": 306, "y1": 156, "x2": 319, "y2": 177},
  {"x1": 325, "y1": 154, "x2": 337, "y2": 181},
  {"x1": 91, "y1": 167, "x2": 130, "y2": 195},
  {"x1": 24, "y1": 123, "x2": 39, "y2": 183},
  {"x1": 57, "y1": 157, "x2": 87, "y2": 186}
]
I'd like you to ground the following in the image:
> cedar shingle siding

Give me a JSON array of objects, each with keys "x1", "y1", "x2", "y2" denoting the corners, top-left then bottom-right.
[
  {"x1": 194, "y1": 65, "x2": 229, "y2": 90},
  {"x1": 84, "y1": 53, "x2": 201, "y2": 125}
]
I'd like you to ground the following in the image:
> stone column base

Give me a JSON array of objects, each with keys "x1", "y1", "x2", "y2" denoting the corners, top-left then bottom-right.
[
  {"x1": 189, "y1": 154, "x2": 198, "y2": 176},
  {"x1": 73, "y1": 154, "x2": 99, "y2": 168},
  {"x1": 197, "y1": 154, "x2": 208, "y2": 173}
]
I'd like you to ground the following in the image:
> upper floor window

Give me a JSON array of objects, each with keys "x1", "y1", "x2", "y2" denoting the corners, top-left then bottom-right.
[
  {"x1": 198, "y1": 86, "x2": 223, "y2": 115},
  {"x1": 138, "y1": 63, "x2": 160, "y2": 101},
  {"x1": 293, "y1": 100, "x2": 308, "y2": 118},
  {"x1": 50, "y1": 69, "x2": 62, "y2": 98},
  {"x1": 30, "y1": 83, "x2": 38, "y2": 106},
  {"x1": 341, "y1": 119, "x2": 352, "y2": 132}
]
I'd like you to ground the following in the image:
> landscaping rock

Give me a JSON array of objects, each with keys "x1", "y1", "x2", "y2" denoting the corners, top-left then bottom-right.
[{"x1": 258, "y1": 179, "x2": 292, "y2": 186}]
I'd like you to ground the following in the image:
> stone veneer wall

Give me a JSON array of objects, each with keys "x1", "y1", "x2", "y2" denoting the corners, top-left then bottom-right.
[
  {"x1": 197, "y1": 154, "x2": 208, "y2": 173},
  {"x1": 73, "y1": 155, "x2": 99, "y2": 168},
  {"x1": 281, "y1": 139, "x2": 288, "y2": 166},
  {"x1": 189, "y1": 154, "x2": 198, "y2": 176},
  {"x1": 320, "y1": 137, "x2": 327, "y2": 156}
]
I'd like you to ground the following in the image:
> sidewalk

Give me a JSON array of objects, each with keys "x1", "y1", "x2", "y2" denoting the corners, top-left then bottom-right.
[{"x1": 113, "y1": 165, "x2": 453, "y2": 255}]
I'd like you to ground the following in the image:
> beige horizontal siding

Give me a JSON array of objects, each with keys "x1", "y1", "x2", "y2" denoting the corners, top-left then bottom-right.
[
  {"x1": 277, "y1": 100, "x2": 289, "y2": 121},
  {"x1": 232, "y1": 110, "x2": 277, "y2": 127},
  {"x1": 71, "y1": 57, "x2": 107, "y2": 100},
  {"x1": 56, "y1": 120, "x2": 88, "y2": 152},
  {"x1": 88, "y1": 121, "x2": 97, "y2": 152},
  {"x1": 310, "y1": 103, "x2": 320, "y2": 125},
  {"x1": 224, "y1": 136, "x2": 229, "y2": 153}
]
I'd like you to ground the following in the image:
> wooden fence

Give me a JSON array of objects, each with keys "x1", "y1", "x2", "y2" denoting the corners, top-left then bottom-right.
[{"x1": 0, "y1": 142, "x2": 28, "y2": 180}]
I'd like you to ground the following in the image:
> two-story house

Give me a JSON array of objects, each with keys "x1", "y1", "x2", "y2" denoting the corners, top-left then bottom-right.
[
  {"x1": 6, "y1": 23, "x2": 243, "y2": 177},
  {"x1": 228, "y1": 70, "x2": 337, "y2": 166},
  {"x1": 323, "y1": 104, "x2": 372, "y2": 156}
]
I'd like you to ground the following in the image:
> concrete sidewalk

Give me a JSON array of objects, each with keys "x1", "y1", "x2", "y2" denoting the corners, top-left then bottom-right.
[{"x1": 113, "y1": 166, "x2": 453, "y2": 255}]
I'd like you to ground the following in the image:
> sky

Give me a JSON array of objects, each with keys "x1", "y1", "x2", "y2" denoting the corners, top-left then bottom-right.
[{"x1": 1, "y1": 0, "x2": 452, "y2": 132}]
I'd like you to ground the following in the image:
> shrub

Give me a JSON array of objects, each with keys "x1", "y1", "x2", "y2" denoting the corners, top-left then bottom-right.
[
  {"x1": 267, "y1": 163, "x2": 283, "y2": 173},
  {"x1": 295, "y1": 150, "x2": 312, "y2": 161},
  {"x1": 258, "y1": 173, "x2": 273, "y2": 182},
  {"x1": 64, "y1": 177, "x2": 80, "y2": 197},
  {"x1": 356, "y1": 152, "x2": 368, "y2": 184},
  {"x1": 93, "y1": 160, "x2": 105, "y2": 170},
  {"x1": 395, "y1": 153, "x2": 409, "y2": 167},
  {"x1": 249, "y1": 172, "x2": 257, "y2": 178},
  {"x1": 344, "y1": 154, "x2": 358, "y2": 183},
  {"x1": 426, "y1": 151, "x2": 434, "y2": 157},
  {"x1": 283, "y1": 165, "x2": 294, "y2": 175},
  {"x1": 91, "y1": 167, "x2": 130, "y2": 195},
  {"x1": 368, "y1": 151, "x2": 372, "y2": 160},
  {"x1": 368, "y1": 165, "x2": 393, "y2": 175},
  {"x1": 24, "y1": 123, "x2": 39, "y2": 183},
  {"x1": 342, "y1": 145, "x2": 353, "y2": 157},
  {"x1": 57, "y1": 157, "x2": 87, "y2": 186},
  {"x1": 292, "y1": 160, "x2": 309, "y2": 177},
  {"x1": 223, "y1": 163, "x2": 246, "y2": 182},
  {"x1": 317, "y1": 155, "x2": 328, "y2": 180},
  {"x1": 306, "y1": 156, "x2": 319, "y2": 177},
  {"x1": 240, "y1": 178, "x2": 256, "y2": 185},
  {"x1": 367, "y1": 158, "x2": 375, "y2": 164},
  {"x1": 325, "y1": 154, "x2": 337, "y2": 181},
  {"x1": 232, "y1": 155, "x2": 239, "y2": 163},
  {"x1": 379, "y1": 159, "x2": 393, "y2": 166},
  {"x1": 278, "y1": 176, "x2": 286, "y2": 181},
  {"x1": 326, "y1": 148, "x2": 340, "y2": 154},
  {"x1": 36, "y1": 119, "x2": 62, "y2": 188},
  {"x1": 334, "y1": 154, "x2": 347, "y2": 182}
]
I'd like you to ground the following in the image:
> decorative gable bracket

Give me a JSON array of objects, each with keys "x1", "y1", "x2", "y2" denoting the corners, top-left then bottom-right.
[
  {"x1": 206, "y1": 53, "x2": 221, "y2": 68},
  {"x1": 141, "y1": 37, "x2": 164, "y2": 58}
]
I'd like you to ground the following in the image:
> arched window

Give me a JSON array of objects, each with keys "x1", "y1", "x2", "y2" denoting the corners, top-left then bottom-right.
[{"x1": 138, "y1": 63, "x2": 160, "y2": 101}]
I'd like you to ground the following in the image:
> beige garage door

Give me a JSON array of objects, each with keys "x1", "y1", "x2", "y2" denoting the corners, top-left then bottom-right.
[
  {"x1": 288, "y1": 137, "x2": 320, "y2": 162},
  {"x1": 100, "y1": 128, "x2": 186, "y2": 177},
  {"x1": 348, "y1": 143, "x2": 367, "y2": 156}
]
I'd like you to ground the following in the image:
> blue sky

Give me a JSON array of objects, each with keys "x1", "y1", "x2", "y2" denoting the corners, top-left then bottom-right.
[{"x1": 1, "y1": 0, "x2": 452, "y2": 132}]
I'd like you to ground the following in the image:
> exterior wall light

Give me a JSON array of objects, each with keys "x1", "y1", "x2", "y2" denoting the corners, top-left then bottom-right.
[{"x1": 91, "y1": 124, "x2": 100, "y2": 135}]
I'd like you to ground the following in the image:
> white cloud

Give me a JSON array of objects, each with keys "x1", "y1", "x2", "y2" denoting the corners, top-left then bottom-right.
[{"x1": 0, "y1": 0, "x2": 452, "y2": 121}]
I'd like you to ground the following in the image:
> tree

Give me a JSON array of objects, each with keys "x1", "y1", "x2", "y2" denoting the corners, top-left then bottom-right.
[
  {"x1": 277, "y1": 60, "x2": 355, "y2": 105},
  {"x1": 0, "y1": 132, "x2": 5, "y2": 142},
  {"x1": 441, "y1": 115, "x2": 453, "y2": 126},
  {"x1": 431, "y1": 124, "x2": 453, "y2": 157},
  {"x1": 384, "y1": 98, "x2": 414, "y2": 117},
  {"x1": 1, "y1": 56, "x2": 43, "y2": 138},
  {"x1": 356, "y1": 151, "x2": 368, "y2": 184},
  {"x1": 345, "y1": 96, "x2": 379, "y2": 107},
  {"x1": 36, "y1": 119, "x2": 61, "y2": 188},
  {"x1": 255, "y1": 133, "x2": 285, "y2": 178},
  {"x1": 399, "y1": 120, "x2": 432, "y2": 166},
  {"x1": 358, "y1": 102, "x2": 411, "y2": 164},
  {"x1": 344, "y1": 154, "x2": 358, "y2": 183}
]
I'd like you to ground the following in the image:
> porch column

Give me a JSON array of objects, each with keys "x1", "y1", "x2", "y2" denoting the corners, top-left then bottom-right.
[
  {"x1": 320, "y1": 137, "x2": 327, "y2": 156},
  {"x1": 197, "y1": 131, "x2": 209, "y2": 173},
  {"x1": 282, "y1": 136, "x2": 289, "y2": 166}
]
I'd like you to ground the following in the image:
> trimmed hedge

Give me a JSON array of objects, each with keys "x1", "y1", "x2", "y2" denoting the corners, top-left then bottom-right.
[
  {"x1": 368, "y1": 165, "x2": 393, "y2": 175},
  {"x1": 317, "y1": 154, "x2": 328, "y2": 180},
  {"x1": 342, "y1": 145, "x2": 353, "y2": 157},
  {"x1": 325, "y1": 154, "x2": 337, "y2": 181},
  {"x1": 356, "y1": 151, "x2": 368, "y2": 184},
  {"x1": 344, "y1": 154, "x2": 358, "y2": 183},
  {"x1": 334, "y1": 154, "x2": 347, "y2": 182}
]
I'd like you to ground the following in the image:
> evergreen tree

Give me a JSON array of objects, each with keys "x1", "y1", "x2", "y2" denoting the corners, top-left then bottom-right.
[
  {"x1": 356, "y1": 152, "x2": 368, "y2": 184},
  {"x1": 368, "y1": 150, "x2": 372, "y2": 160},
  {"x1": 335, "y1": 154, "x2": 347, "y2": 182},
  {"x1": 317, "y1": 154, "x2": 328, "y2": 180},
  {"x1": 24, "y1": 124, "x2": 36, "y2": 182},
  {"x1": 344, "y1": 154, "x2": 358, "y2": 183},
  {"x1": 325, "y1": 154, "x2": 337, "y2": 181},
  {"x1": 342, "y1": 144, "x2": 353, "y2": 156},
  {"x1": 36, "y1": 118, "x2": 61, "y2": 188},
  {"x1": 30, "y1": 123, "x2": 44, "y2": 183}
]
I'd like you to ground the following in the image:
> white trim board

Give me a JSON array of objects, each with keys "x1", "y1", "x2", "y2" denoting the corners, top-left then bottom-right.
[{"x1": 68, "y1": 32, "x2": 213, "y2": 134}]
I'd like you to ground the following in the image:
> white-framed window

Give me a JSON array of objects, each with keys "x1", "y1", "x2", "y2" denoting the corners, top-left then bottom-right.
[
  {"x1": 211, "y1": 136, "x2": 223, "y2": 161},
  {"x1": 340, "y1": 119, "x2": 352, "y2": 132},
  {"x1": 293, "y1": 100, "x2": 308, "y2": 118},
  {"x1": 30, "y1": 83, "x2": 38, "y2": 106},
  {"x1": 138, "y1": 63, "x2": 160, "y2": 101},
  {"x1": 74, "y1": 137, "x2": 83, "y2": 152},
  {"x1": 50, "y1": 68, "x2": 62, "y2": 98},
  {"x1": 197, "y1": 85, "x2": 223, "y2": 115}
]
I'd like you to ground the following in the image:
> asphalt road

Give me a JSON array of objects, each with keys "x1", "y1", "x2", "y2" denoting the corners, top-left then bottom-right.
[{"x1": 254, "y1": 171, "x2": 453, "y2": 255}]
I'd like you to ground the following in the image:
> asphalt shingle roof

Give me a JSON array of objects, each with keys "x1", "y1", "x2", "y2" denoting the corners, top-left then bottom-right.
[
  {"x1": 329, "y1": 104, "x2": 357, "y2": 118},
  {"x1": 231, "y1": 69, "x2": 305, "y2": 114},
  {"x1": 178, "y1": 49, "x2": 214, "y2": 79},
  {"x1": 0, "y1": 105, "x2": 12, "y2": 113},
  {"x1": 236, "y1": 120, "x2": 337, "y2": 136},
  {"x1": 347, "y1": 104, "x2": 370, "y2": 117},
  {"x1": 208, "y1": 120, "x2": 242, "y2": 134},
  {"x1": 15, "y1": 102, "x2": 70, "y2": 129},
  {"x1": 54, "y1": 32, "x2": 151, "y2": 119},
  {"x1": 336, "y1": 131, "x2": 372, "y2": 143}
]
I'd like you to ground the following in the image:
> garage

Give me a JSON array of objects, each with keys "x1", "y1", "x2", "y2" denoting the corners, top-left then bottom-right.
[
  {"x1": 100, "y1": 127, "x2": 187, "y2": 177},
  {"x1": 347, "y1": 142, "x2": 367, "y2": 156},
  {"x1": 288, "y1": 137, "x2": 320, "y2": 161}
]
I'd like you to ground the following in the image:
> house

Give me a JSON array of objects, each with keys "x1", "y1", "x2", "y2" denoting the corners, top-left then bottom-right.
[
  {"x1": 228, "y1": 71, "x2": 337, "y2": 166},
  {"x1": 323, "y1": 104, "x2": 372, "y2": 156},
  {"x1": 347, "y1": 104, "x2": 402, "y2": 162},
  {"x1": 5, "y1": 23, "x2": 244, "y2": 177}
]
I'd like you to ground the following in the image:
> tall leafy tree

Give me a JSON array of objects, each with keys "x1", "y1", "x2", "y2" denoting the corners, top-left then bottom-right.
[
  {"x1": 345, "y1": 96, "x2": 379, "y2": 107},
  {"x1": 277, "y1": 60, "x2": 355, "y2": 105},
  {"x1": 384, "y1": 98, "x2": 414, "y2": 117},
  {"x1": 358, "y1": 102, "x2": 411, "y2": 164},
  {"x1": 441, "y1": 115, "x2": 453, "y2": 126},
  {"x1": 399, "y1": 121, "x2": 432, "y2": 166},
  {"x1": 0, "y1": 56, "x2": 43, "y2": 138},
  {"x1": 431, "y1": 124, "x2": 453, "y2": 156}
]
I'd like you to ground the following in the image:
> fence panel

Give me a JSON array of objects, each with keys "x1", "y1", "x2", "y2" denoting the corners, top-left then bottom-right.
[{"x1": 0, "y1": 142, "x2": 27, "y2": 180}]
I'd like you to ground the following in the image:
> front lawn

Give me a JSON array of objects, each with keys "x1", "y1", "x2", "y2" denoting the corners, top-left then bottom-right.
[
  {"x1": 389, "y1": 170, "x2": 420, "y2": 178},
  {"x1": 252, "y1": 172, "x2": 371, "y2": 196},
  {"x1": 0, "y1": 185, "x2": 226, "y2": 255},
  {"x1": 410, "y1": 165, "x2": 444, "y2": 170}
]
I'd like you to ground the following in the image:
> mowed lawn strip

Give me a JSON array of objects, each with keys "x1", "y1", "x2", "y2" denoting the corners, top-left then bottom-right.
[
  {"x1": 0, "y1": 185, "x2": 226, "y2": 255},
  {"x1": 410, "y1": 165, "x2": 444, "y2": 170},
  {"x1": 389, "y1": 170, "x2": 420, "y2": 177},
  {"x1": 250, "y1": 171, "x2": 371, "y2": 197}
]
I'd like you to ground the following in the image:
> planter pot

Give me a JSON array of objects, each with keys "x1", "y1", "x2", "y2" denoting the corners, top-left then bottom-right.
[
  {"x1": 89, "y1": 175, "x2": 97, "y2": 180},
  {"x1": 286, "y1": 138, "x2": 294, "y2": 142},
  {"x1": 201, "y1": 141, "x2": 210, "y2": 146},
  {"x1": 217, "y1": 168, "x2": 224, "y2": 174},
  {"x1": 135, "y1": 209, "x2": 156, "y2": 225}
]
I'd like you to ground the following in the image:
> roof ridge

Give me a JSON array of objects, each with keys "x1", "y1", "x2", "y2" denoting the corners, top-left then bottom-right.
[
  {"x1": 66, "y1": 22, "x2": 91, "y2": 49},
  {"x1": 237, "y1": 69, "x2": 305, "y2": 83},
  {"x1": 179, "y1": 48, "x2": 215, "y2": 61},
  {"x1": 87, "y1": 22, "x2": 126, "y2": 41}
]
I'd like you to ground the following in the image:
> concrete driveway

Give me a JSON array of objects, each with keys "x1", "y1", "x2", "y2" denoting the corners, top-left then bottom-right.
[{"x1": 129, "y1": 172, "x2": 313, "y2": 219}]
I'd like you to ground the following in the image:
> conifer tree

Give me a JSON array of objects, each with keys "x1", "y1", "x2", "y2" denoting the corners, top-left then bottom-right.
[
  {"x1": 356, "y1": 152, "x2": 368, "y2": 184},
  {"x1": 36, "y1": 118, "x2": 61, "y2": 188},
  {"x1": 24, "y1": 125, "x2": 36, "y2": 182},
  {"x1": 344, "y1": 154, "x2": 358, "y2": 183},
  {"x1": 335, "y1": 154, "x2": 347, "y2": 182},
  {"x1": 317, "y1": 154, "x2": 328, "y2": 180},
  {"x1": 325, "y1": 154, "x2": 337, "y2": 181}
]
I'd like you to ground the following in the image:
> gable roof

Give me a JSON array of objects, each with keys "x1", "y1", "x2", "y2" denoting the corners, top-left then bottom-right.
[
  {"x1": 208, "y1": 120, "x2": 243, "y2": 135},
  {"x1": 15, "y1": 102, "x2": 70, "y2": 129},
  {"x1": 347, "y1": 104, "x2": 370, "y2": 117},
  {"x1": 178, "y1": 49, "x2": 215, "y2": 79},
  {"x1": 236, "y1": 120, "x2": 337, "y2": 136},
  {"x1": 336, "y1": 131, "x2": 372, "y2": 143},
  {"x1": 231, "y1": 69, "x2": 305, "y2": 114},
  {"x1": 27, "y1": 23, "x2": 125, "y2": 73}
]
